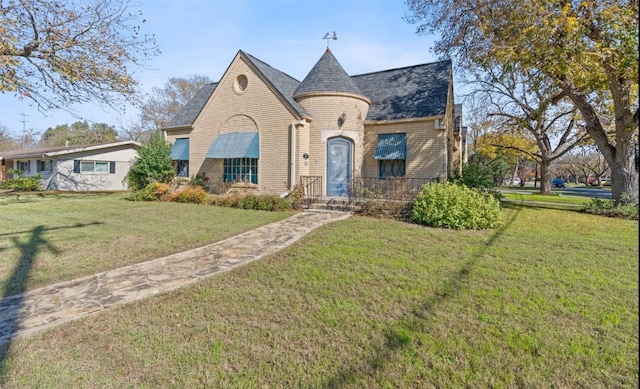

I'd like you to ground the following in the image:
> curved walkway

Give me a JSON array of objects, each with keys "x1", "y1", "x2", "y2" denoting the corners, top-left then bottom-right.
[{"x1": 0, "y1": 211, "x2": 350, "y2": 345}]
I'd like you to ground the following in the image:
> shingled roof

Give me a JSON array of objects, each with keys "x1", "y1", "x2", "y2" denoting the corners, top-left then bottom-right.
[
  {"x1": 293, "y1": 48, "x2": 365, "y2": 99},
  {"x1": 242, "y1": 51, "x2": 308, "y2": 117},
  {"x1": 166, "y1": 83, "x2": 218, "y2": 128},
  {"x1": 352, "y1": 60, "x2": 451, "y2": 121},
  {"x1": 164, "y1": 51, "x2": 452, "y2": 127}
]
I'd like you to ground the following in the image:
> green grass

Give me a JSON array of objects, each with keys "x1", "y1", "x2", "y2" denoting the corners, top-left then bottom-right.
[
  {"x1": 0, "y1": 192, "x2": 292, "y2": 295},
  {"x1": 1, "y1": 196, "x2": 637, "y2": 387},
  {"x1": 500, "y1": 192, "x2": 592, "y2": 205}
]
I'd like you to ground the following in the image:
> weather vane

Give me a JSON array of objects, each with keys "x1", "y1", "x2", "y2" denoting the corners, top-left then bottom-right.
[{"x1": 322, "y1": 31, "x2": 337, "y2": 47}]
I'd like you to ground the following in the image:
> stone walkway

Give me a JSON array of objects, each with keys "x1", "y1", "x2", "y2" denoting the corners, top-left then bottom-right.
[{"x1": 0, "y1": 211, "x2": 350, "y2": 345}]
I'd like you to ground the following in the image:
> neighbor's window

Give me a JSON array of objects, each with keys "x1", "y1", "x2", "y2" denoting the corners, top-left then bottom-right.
[
  {"x1": 16, "y1": 160, "x2": 30, "y2": 173},
  {"x1": 223, "y1": 158, "x2": 258, "y2": 184},
  {"x1": 37, "y1": 160, "x2": 52, "y2": 172},
  {"x1": 379, "y1": 160, "x2": 405, "y2": 179},
  {"x1": 80, "y1": 161, "x2": 109, "y2": 174}
]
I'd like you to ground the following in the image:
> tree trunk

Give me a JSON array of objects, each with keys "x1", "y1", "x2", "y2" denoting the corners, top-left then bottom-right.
[
  {"x1": 566, "y1": 89, "x2": 639, "y2": 204},
  {"x1": 539, "y1": 160, "x2": 552, "y2": 195},
  {"x1": 611, "y1": 132, "x2": 639, "y2": 204}
]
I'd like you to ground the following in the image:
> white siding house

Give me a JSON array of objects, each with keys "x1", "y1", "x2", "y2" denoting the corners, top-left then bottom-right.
[{"x1": 0, "y1": 141, "x2": 140, "y2": 191}]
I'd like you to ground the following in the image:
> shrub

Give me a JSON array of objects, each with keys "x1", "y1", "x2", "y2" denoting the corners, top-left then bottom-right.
[
  {"x1": 189, "y1": 173, "x2": 210, "y2": 191},
  {"x1": 175, "y1": 186, "x2": 207, "y2": 204},
  {"x1": 288, "y1": 183, "x2": 305, "y2": 210},
  {"x1": 410, "y1": 182, "x2": 503, "y2": 230},
  {"x1": 126, "y1": 182, "x2": 171, "y2": 201},
  {"x1": 205, "y1": 193, "x2": 290, "y2": 211},
  {"x1": 124, "y1": 130, "x2": 174, "y2": 191},
  {"x1": 355, "y1": 200, "x2": 410, "y2": 219},
  {"x1": 583, "y1": 197, "x2": 639, "y2": 220},
  {"x1": 0, "y1": 169, "x2": 42, "y2": 191}
]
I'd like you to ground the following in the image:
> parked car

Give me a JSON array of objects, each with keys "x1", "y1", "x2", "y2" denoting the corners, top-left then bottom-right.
[
  {"x1": 603, "y1": 178, "x2": 611, "y2": 186},
  {"x1": 552, "y1": 178, "x2": 566, "y2": 188}
]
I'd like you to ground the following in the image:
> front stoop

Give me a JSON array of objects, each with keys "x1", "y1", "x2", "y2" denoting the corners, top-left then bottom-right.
[{"x1": 305, "y1": 197, "x2": 358, "y2": 213}]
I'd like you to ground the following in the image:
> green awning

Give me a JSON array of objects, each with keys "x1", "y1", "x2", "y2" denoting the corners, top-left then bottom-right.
[
  {"x1": 206, "y1": 132, "x2": 259, "y2": 159},
  {"x1": 374, "y1": 133, "x2": 406, "y2": 160},
  {"x1": 170, "y1": 138, "x2": 189, "y2": 160}
]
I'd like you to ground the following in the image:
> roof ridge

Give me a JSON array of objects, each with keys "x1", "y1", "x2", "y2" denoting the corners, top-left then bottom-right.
[{"x1": 351, "y1": 59, "x2": 451, "y2": 78}]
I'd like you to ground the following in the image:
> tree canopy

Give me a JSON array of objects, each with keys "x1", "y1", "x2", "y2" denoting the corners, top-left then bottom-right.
[
  {"x1": 406, "y1": 0, "x2": 639, "y2": 202},
  {"x1": 1, "y1": 0, "x2": 159, "y2": 111},
  {"x1": 139, "y1": 75, "x2": 212, "y2": 130},
  {"x1": 39, "y1": 121, "x2": 118, "y2": 147}
]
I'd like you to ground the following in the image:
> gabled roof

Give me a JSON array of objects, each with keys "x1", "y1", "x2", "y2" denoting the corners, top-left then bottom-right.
[
  {"x1": 293, "y1": 48, "x2": 365, "y2": 99},
  {"x1": 166, "y1": 83, "x2": 218, "y2": 128},
  {"x1": 242, "y1": 52, "x2": 308, "y2": 117},
  {"x1": 0, "y1": 141, "x2": 141, "y2": 160},
  {"x1": 352, "y1": 60, "x2": 452, "y2": 121}
]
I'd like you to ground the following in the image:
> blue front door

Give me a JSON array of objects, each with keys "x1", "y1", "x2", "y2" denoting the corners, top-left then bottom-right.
[{"x1": 327, "y1": 138, "x2": 352, "y2": 196}]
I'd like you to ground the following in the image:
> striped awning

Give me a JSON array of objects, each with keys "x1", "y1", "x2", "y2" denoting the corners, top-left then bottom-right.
[
  {"x1": 170, "y1": 138, "x2": 189, "y2": 160},
  {"x1": 206, "y1": 132, "x2": 259, "y2": 159},
  {"x1": 374, "y1": 133, "x2": 406, "y2": 160}
]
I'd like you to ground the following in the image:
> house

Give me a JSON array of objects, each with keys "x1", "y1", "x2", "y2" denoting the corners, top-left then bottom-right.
[
  {"x1": 162, "y1": 48, "x2": 462, "y2": 197},
  {"x1": 0, "y1": 141, "x2": 140, "y2": 191}
]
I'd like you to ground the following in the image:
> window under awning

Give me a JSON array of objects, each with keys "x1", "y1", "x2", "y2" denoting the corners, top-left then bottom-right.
[
  {"x1": 170, "y1": 138, "x2": 189, "y2": 160},
  {"x1": 374, "y1": 133, "x2": 406, "y2": 160},
  {"x1": 206, "y1": 132, "x2": 259, "y2": 159}
]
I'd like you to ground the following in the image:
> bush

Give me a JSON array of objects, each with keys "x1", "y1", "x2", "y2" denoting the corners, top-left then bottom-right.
[
  {"x1": 583, "y1": 197, "x2": 639, "y2": 220},
  {"x1": 0, "y1": 169, "x2": 42, "y2": 191},
  {"x1": 354, "y1": 200, "x2": 410, "y2": 219},
  {"x1": 410, "y1": 182, "x2": 503, "y2": 230},
  {"x1": 288, "y1": 183, "x2": 305, "y2": 210},
  {"x1": 124, "y1": 130, "x2": 175, "y2": 191},
  {"x1": 127, "y1": 182, "x2": 171, "y2": 201},
  {"x1": 175, "y1": 186, "x2": 207, "y2": 204},
  {"x1": 206, "y1": 193, "x2": 290, "y2": 211}
]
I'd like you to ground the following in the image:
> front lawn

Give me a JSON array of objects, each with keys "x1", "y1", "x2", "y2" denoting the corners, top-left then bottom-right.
[
  {"x1": 1, "y1": 199, "x2": 637, "y2": 387},
  {"x1": 0, "y1": 192, "x2": 292, "y2": 296}
]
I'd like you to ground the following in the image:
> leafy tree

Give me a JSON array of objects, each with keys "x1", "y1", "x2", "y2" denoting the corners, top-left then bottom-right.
[
  {"x1": 0, "y1": 125, "x2": 19, "y2": 151},
  {"x1": 140, "y1": 75, "x2": 212, "y2": 130},
  {"x1": 406, "y1": 0, "x2": 639, "y2": 203},
  {"x1": 39, "y1": 121, "x2": 118, "y2": 146},
  {"x1": 468, "y1": 64, "x2": 589, "y2": 194},
  {"x1": 1, "y1": 0, "x2": 158, "y2": 111},
  {"x1": 124, "y1": 130, "x2": 174, "y2": 191}
]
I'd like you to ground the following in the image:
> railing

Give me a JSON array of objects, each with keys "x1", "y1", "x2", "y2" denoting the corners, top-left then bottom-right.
[
  {"x1": 300, "y1": 176, "x2": 323, "y2": 208},
  {"x1": 349, "y1": 177, "x2": 435, "y2": 202}
]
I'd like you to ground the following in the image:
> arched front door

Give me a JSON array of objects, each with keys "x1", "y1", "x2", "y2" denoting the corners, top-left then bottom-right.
[{"x1": 327, "y1": 137, "x2": 352, "y2": 196}]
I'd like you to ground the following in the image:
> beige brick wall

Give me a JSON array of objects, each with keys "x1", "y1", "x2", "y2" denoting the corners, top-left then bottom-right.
[
  {"x1": 362, "y1": 119, "x2": 447, "y2": 180},
  {"x1": 166, "y1": 54, "x2": 300, "y2": 195}
]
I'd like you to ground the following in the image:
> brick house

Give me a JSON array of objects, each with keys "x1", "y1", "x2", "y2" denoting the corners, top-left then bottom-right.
[{"x1": 162, "y1": 49, "x2": 462, "y2": 197}]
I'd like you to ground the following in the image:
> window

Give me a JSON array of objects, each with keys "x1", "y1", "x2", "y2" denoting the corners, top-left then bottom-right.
[
  {"x1": 37, "y1": 160, "x2": 52, "y2": 172},
  {"x1": 75, "y1": 160, "x2": 112, "y2": 174},
  {"x1": 16, "y1": 160, "x2": 30, "y2": 173},
  {"x1": 170, "y1": 138, "x2": 189, "y2": 178},
  {"x1": 379, "y1": 160, "x2": 405, "y2": 179},
  {"x1": 223, "y1": 158, "x2": 258, "y2": 184},
  {"x1": 176, "y1": 160, "x2": 189, "y2": 177}
]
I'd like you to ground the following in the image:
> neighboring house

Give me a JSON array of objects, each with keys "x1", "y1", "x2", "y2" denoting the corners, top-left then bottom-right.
[
  {"x1": 0, "y1": 141, "x2": 140, "y2": 191},
  {"x1": 162, "y1": 48, "x2": 462, "y2": 197}
]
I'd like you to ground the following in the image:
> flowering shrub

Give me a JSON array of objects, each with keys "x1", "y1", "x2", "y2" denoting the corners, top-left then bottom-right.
[{"x1": 189, "y1": 173, "x2": 211, "y2": 191}]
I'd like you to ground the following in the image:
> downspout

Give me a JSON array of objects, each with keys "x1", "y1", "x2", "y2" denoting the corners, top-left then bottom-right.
[{"x1": 290, "y1": 121, "x2": 296, "y2": 191}]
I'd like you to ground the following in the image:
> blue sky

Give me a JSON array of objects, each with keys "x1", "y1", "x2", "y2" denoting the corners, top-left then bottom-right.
[{"x1": 1, "y1": 0, "x2": 444, "y2": 136}]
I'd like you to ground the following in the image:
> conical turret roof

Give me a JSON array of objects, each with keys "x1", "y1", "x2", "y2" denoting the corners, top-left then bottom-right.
[{"x1": 293, "y1": 48, "x2": 364, "y2": 98}]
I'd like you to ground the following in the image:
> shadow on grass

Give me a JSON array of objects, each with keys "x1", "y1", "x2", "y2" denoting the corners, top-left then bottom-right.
[
  {"x1": 0, "y1": 222, "x2": 102, "y2": 383},
  {"x1": 317, "y1": 207, "x2": 523, "y2": 388}
]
